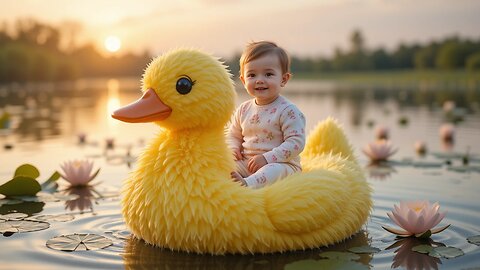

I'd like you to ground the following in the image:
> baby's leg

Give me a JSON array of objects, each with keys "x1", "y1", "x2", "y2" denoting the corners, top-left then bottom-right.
[{"x1": 244, "y1": 163, "x2": 296, "y2": 189}]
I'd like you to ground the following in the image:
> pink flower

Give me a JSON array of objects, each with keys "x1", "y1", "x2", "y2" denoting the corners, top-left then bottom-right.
[
  {"x1": 363, "y1": 140, "x2": 397, "y2": 162},
  {"x1": 60, "y1": 160, "x2": 100, "y2": 187},
  {"x1": 439, "y1": 123, "x2": 455, "y2": 142},
  {"x1": 414, "y1": 141, "x2": 427, "y2": 155},
  {"x1": 383, "y1": 201, "x2": 450, "y2": 238},
  {"x1": 375, "y1": 125, "x2": 389, "y2": 140}
]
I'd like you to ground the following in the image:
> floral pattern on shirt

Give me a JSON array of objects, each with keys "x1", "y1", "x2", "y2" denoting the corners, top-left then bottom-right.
[
  {"x1": 250, "y1": 114, "x2": 260, "y2": 124},
  {"x1": 287, "y1": 109, "x2": 296, "y2": 120}
]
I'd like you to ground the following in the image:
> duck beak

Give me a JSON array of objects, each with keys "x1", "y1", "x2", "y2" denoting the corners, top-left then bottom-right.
[{"x1": 111, "y1": 88, "x2": 172, "y2": 123}]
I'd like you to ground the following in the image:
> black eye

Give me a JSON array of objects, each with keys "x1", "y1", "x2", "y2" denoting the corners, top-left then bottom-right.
[{"x1": 176, "y1": 77, "x2": 194, "y2": 95}]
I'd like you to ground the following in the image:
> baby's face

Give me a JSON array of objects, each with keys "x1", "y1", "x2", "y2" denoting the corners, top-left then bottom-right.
[{"x1": 241, "y1": 53, "x2": 288, "y2": 105}]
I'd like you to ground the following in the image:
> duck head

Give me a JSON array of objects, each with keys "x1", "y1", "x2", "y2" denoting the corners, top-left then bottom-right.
[{"x1": 112, "y1": 49, "x2": 236, "y2": 130}]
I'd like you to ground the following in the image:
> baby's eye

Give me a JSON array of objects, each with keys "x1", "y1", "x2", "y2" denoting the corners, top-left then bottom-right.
[
  {"x1": 266, "y1": 73, "x2": 274, "y2": 77},
  {"x1": 246, "y1": 73, "x2": 255, "y2": 78}
]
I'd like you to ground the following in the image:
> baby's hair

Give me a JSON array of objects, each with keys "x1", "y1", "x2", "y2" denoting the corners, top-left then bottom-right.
[{"x1": 239, "y1": 41, "x2": 290, "y2": 76}]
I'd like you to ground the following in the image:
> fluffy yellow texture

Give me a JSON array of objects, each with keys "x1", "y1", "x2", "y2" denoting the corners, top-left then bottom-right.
[
  {"x1": 301, "y1": 117, "x2": 356, "y2": 162},
  {"x1": 121, "y1": 49, "x2": 372, "y2": 254}
]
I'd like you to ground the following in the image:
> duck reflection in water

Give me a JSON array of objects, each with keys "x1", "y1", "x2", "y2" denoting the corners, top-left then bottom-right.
[
  {"x1": 63, "y1": 186, "x2": 96, "y2": 214},
  {"x1": 121, "y1": 230, "x2": 372, "y2": 270},
  {"x1": 387, "y1": 238, "x2": 442, "y2": 270}
]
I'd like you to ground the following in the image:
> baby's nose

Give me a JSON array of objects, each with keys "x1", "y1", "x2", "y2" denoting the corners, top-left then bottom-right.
[{"x1": 255, "y1": 77, "x2": 265, "y2": 84}]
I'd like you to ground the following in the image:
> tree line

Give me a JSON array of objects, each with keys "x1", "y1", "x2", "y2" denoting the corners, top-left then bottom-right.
[
  {"x1": 1, "y1": 19, "x2": 480, "y2": 83},
  {"x1": 288, "y1": 30, "x2": 480, "y2": 74},
  {"x1": 0, "y1": 18, "x2": 151, "y2": 83}
]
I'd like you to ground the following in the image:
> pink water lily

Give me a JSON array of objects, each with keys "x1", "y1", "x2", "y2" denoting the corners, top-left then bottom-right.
[
  {"x1": 414, "y1": 140, "x2": 427, "y2": 155},
  {"x1": 363, "y1": 140, "x2": 397, "y2": 162},
  {"x1": 60, "y1": 160, "x2": 100, "y2": 187},
  {"x1": 383, "y1": 201, "x2": 450, "y2": 238},
  {"x1": 439, "y1": 123, "x2": 455, "y2": 142}
]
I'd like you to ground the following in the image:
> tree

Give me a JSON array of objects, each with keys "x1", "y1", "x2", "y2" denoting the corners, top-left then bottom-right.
[{"x1": 466, "y1": 52, "x2": 480, "y2": 70}]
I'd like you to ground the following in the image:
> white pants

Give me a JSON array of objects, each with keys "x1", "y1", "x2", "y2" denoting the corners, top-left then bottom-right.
[{"x1": 235, "y1": 159, "x2": 300, "y2": 189}]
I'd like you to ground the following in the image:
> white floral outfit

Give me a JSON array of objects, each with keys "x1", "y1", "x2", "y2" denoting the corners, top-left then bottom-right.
[{"x1": 227, "y1": 95, "x2": 306, "y2": 188}]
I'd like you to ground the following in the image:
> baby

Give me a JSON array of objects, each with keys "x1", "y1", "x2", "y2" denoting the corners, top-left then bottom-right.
[{"x1": 227, "y1": 41, "x2": 306, "y2": 189}]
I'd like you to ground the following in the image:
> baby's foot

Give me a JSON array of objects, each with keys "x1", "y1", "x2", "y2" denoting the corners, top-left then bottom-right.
[{"x1": 231, "y1": 171, "x2": 247, "y2": 186}]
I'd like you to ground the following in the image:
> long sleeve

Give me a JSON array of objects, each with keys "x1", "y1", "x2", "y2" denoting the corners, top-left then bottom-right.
[
  {"x1": 263, "y1": 106, "x2": 306, "y2": 163},
  {"x1": 226, "y1": 107, "x2": 244, "y2": 151}
]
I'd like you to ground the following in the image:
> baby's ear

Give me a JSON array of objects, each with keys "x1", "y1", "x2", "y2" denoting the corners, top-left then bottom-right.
[
  {"x1": 281, "y1": 73, "x2": 291, "y2": 86},
  {"x1": 240, "y1": 75, "x2": 246, "y2": 85}
]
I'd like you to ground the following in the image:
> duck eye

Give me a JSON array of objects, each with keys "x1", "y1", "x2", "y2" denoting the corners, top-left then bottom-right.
[{"x1": 176, "y1": 77, "x2": 194, "y2": 95}]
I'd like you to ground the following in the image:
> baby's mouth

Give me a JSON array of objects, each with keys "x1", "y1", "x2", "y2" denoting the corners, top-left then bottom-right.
[{"x1": 255, "y1": 87, "x2": 268, "y2": 91}]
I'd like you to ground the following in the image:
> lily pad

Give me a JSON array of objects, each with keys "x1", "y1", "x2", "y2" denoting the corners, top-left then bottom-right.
[
  {"x1": 14, "y1": 164, "x2": 40, "y2": 179},
  {"x1": 434, "y1": 246, "x2": 464, "y2": 259},
  {"x1": 319, "y1": 251, "x2": 360, "y2": 261},
  {"x1": 411, "y1": 244, "x2": 434, "y2": 254},
  {"x1": 285, "y1": 259, "x2": 368, "y2": 270},
  {"x1": 412, "y1": 161, "x2": 443, "y2": 168},
  {"x1": 46, "y1": 233, "x2": 113, "y2": 251},
  {"x1": 447, "y1": 166, "x2": 480, "y2": 173},
  {"x1": 0, "y1": 213, "x2": 28, "y2": 221},
  {"x1": 0, "y1": 177, "x2": 41, "y2": 197},
  {"x1": 0, "y1": 220, "x2": 49, "y2": 234},
  {"x1": 348, "y1": 245, "x2": 381, "y2": 254},
  {"x1": 431, "y1": 152, "x2": 464, "y2": 159},
  {"x1": 467, "y1": 235, "x2": 480, "y2": 245},
  {"x1": 27, "y1": 214, "x2": 74, "y2": 222},
  {"x1": 111, "y1": 230, "x2": 130, "y2": 240}
]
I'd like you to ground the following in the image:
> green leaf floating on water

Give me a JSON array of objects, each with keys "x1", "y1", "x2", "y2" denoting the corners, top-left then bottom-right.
[
  {"x1": 0, "y1": 220, "x2": 50, "y2": 234},
  {"x1": 0, "y1": 176, "x2": 41, "y2": 197},
  {"x1": 46, "y1": 233, "x2": 113, "y2": 251},
  {"x1": 0, "y1": 213, "x2": 28, "y2": 221},
  {"x1": 14, "y1": 164, "x2": 40, "y2": 179},
  {"x1": 467, "y1": 235, "x2": 480, "y2": 245},
  {"x1": 319, "y1": 251, "x2": 360, "y2": 261},
  {"x1": 285, "y1": 259, "x2": 368, "y2": 270},
  {"x1": 348, "y1": 245, "x2": 381, "y2": 254},
  {"x1": 411, "y1": 244, "x2": 434, "y2": 254},
  {"x1": 27, "y1": 214, "x2": 74, "y2": 222},
  {"x1": 412, "y1": 245, "x2": 464, "y2": 259},
  {"x1": 434, "y1": 246, "x2": 464, "y2": 259}
]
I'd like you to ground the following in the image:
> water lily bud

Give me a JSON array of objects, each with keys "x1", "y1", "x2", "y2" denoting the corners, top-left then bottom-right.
[
  {"x1": 439, "y1": 123, "x2": 455, "y2": 142},
  {"x1": 414, "y1": 141, "x2": 427, "y2": 155},
  {"x1": 375, "y1": 126, "x2": 389, "y2": 140}
]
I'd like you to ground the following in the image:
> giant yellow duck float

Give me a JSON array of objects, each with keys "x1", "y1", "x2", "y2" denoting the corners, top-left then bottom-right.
[{"x1": 112, "y1": 49, "x2": 372, "y2": 254}]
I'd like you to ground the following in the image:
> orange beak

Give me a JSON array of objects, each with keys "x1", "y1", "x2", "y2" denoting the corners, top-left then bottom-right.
[{"x1": 111, "y1": 88, "x2": 172, "y2": 123}]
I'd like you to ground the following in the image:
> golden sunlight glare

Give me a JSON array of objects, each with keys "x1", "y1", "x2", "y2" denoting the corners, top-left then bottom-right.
[{"x1": 104, "y1": 36, "x2": 121, "y2": 52}]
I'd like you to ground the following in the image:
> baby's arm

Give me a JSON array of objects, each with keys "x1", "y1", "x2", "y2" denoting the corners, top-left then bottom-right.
[
  {"x1": 226, "y1": 107, "x2": 244, "y2": 160},
  {"x1": 263, "y1": 106, "x2": 306, "y2": 163}
]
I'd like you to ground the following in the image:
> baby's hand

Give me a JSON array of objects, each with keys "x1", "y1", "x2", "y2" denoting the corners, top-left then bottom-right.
[
  {"x1": 232, "y1": 148, "x2": 243, "y2": 161},
  {"x1": 247, "y1": 155, "x2": 267, "y2": 173}
]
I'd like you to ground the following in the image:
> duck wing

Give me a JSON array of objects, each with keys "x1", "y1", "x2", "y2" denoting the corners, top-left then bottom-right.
[{"x1": 264, "y1": 155, "x2": 371, "y2": 235}]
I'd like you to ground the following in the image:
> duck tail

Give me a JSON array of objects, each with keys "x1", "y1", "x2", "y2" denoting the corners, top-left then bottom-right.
[{"x1": 301, "y1": 117, "x2": 355, "y2": 161}]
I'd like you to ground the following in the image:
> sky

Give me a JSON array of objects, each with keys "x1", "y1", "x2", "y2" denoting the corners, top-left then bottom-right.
[{"x1": 1, "y1": 0, "x2": 480, "y2": 58}]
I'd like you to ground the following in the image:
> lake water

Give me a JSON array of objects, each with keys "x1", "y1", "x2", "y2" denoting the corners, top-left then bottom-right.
[{"x1": 0, "y1": 77, "x2": 479, "y2": 269}]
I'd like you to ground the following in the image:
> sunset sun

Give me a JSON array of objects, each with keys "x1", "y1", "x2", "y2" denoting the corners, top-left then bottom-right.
[{"x1": 104, "y1": 35, "x2": 121, "y2": 52}]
